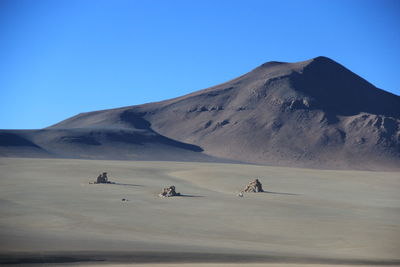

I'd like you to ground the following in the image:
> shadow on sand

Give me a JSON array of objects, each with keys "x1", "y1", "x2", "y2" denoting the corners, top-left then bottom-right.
[
  {"x1": 114, "y1": 183, "x2": 144, "y2": 187},
  {"x1": 178, "y1": 194, "x2": 205, "y2": 198},
  {"x1": 263, "y1": 191, "x2": 299, "y2": 196},
  {"x1": 3, "y1": 251, "x2": 400, "y2": 265}
]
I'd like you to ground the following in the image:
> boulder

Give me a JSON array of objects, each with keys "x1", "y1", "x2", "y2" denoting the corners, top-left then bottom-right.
[
  {"x1": 95, "y1": 172, "x2": 111, "y2": 184},
  {"x1": 243, "y1": 179, "x2": 264, "y2": 193},
  {"x1": 159, "y1": 185, "x2": 180, "y2": 197}
]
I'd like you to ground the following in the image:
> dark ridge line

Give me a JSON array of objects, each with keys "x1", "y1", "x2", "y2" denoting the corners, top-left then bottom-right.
[
  {"x1": 0, "y1": 132, "x2": 41, "y2": 148},
  {"x1": 119, "y1": 110, "x2": 204, "y2": 152}
]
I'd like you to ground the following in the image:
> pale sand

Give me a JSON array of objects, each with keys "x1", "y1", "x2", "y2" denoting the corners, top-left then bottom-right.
[
  {"x1": 66, "y1": 264, "x2": 399, "y2": 267},
  {"x1": 0, "y1": 158, "x2": 399, "y2": 265}
]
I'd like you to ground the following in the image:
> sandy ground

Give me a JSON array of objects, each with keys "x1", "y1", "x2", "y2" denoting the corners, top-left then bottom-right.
[
  {"x1": 0, "y1": 158, "x2": 399, "y2": 266},
  {"x1": 50, "y1": 264, "x2": 400, "y2": 267}
]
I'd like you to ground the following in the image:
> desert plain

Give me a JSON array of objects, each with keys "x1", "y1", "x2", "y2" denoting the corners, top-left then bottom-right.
[{"x1": 0, "y1": 157, "x2": 399, "y2": 266}]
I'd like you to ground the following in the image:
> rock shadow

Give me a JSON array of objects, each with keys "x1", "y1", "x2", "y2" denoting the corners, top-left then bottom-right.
[
  {"x1": 177, "y1": 194, "x2": 205, "y2": 198},
  {"x1": 263, "y1": 191, "x2": 298, "y2": 196},
  {"x1": 114, "y1": 183, "x2": 144, "y2": 187}
]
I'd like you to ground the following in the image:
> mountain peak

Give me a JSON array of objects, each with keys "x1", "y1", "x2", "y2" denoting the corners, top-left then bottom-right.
[
  {"x1": 257, "y1": 56, "x2": 336, "y2": 69},
  {"x1": 3, "y1": 56, "x2": 398, "y2": 170},
  {"x1": 253, "y1": 56, "x2": 340, "y2": 79},
  {"x1": 311, "y1": 56, "x2": 336, "y2": 63},
  {"x1": 303, "y1": 56, "x2": 344, "y2": 71}
]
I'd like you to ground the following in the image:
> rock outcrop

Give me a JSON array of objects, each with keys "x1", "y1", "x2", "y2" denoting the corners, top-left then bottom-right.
[
  {"x1": 243, "y1": 179, "x2": 264, "y2": 193},
  {"x1": 159, "y1": 185, "x2": 180, "y2": 197},
  {"x1": 94, "y1": 172, "x2": 114, "y2": 184}
]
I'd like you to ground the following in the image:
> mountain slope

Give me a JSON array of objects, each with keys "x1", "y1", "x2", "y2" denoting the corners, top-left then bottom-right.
[
  {"x1": 2, "y1": 57, "x2": 399, "y2": 170},
  {"x1": 0, "y1": 118, "x2": 221, "y2": 162}
]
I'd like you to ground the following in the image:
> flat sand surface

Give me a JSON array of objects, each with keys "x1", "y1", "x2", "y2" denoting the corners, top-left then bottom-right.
[
  {"x1": 60, "y1": 264, "x2": 400, "y2": 267},
  {"x1": 0, "y1": 158, "x2": 399, "y2": 266}
]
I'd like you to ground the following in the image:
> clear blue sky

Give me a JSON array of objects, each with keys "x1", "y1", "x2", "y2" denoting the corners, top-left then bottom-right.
[{"x1": 1, "y1": 0, "x2": 399, "y2": 129}]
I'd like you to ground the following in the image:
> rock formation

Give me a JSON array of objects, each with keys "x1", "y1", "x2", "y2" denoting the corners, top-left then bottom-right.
[
  {"x1": 159, "y1": 185, "x2": 180, "y2": 197},
  {"x1": 95, "y1": 172, "x2": 113, "y2": 184},
  {"x1": 243, "y1": 179, "x2": 264, "y2": 193}
]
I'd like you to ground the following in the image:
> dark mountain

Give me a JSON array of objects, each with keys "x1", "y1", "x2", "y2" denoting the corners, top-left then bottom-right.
[
  {"x1": 0, "y1": 127, "x2": 220, "y2": 162},
  {"x1": 1, "y1": 57, "x2": 399, "y2": 170}
]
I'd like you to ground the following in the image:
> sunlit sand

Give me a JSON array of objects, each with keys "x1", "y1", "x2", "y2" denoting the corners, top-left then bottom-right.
[{"x1": 0, "y1": 158, "x2": 399, "y2": 265}]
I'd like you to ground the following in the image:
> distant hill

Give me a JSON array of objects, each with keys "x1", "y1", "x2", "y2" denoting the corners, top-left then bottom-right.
[{"x1": 1, "y1": 57, "x2": 399, "y2": 170}]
